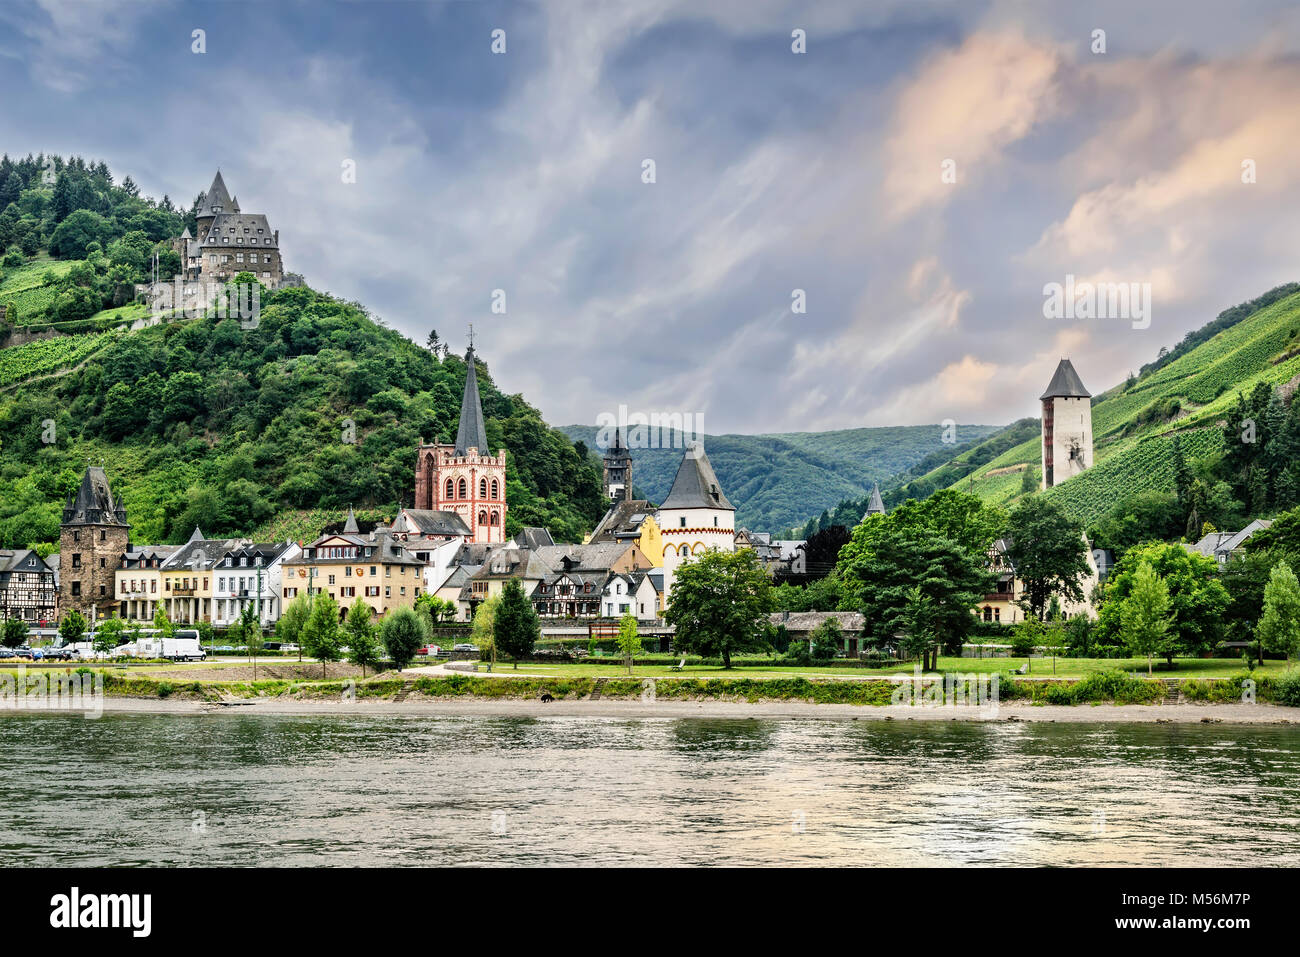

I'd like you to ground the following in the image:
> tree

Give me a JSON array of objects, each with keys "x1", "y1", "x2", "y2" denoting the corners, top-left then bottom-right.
[
  {"x1": 664, "y1": 549, "x2": 775, "y2": 668},
  {"x1": 494, "y1": 578, "x2": 539, "y2": 668},
  {"x1": 1004, "y1": 497, "x2": 1091, "y2": 620},
  {"x1": 237, "y1": 602, "x2": 262, "y2": 679},
  {"x1": 616, "y1": 613, "x2": 641, "y2": 674},
  {"x1": 300, "y1": 592, "x2": 342, "y2": 678},
  {"x1": 809, "y1": 617, "x2": 844, "y2": 660},
  {"x1": 470, "y1": 594, "x2": 501, "y2": 664},
  {"x1": 1020, "y1": 465, "x2": 1038, "y2": 494},
  {"x1": 381, "y1": 607, "x2": 428, "y2": 672},
  {"x1": 1121, "y1": 561, "x2": 1172, "y2": 675},
  {"x1": 152, "y1": 602, "x2": 175, "y2": 639},
  {"x1": 2, "y1": 617, "x2": 29, "y2": 648},
  {"x1": 344, "y1": 599, "x2": 381, "y2": 676},
  {"x1": 898, "y1": 586, "x2": 936, "y2": 667},
  {"x1": 93, "y1": 617, "x2": 126, "y2": 656},
  {"x1": 1095, "y1": 543, "x2": 1229, "y2": 664},
  {"x1": 59, "y1": 609, "x2": 87, "y2": 646},
  {"x1": 276, "y1": 593, "x2": 310, "y2": 661},
  {"x1": 1257, "y1": 561, "x2": 1300, "y2": 666},
  {"x1": 839, "y1": 526, "x2": 992, "y2": 657}
]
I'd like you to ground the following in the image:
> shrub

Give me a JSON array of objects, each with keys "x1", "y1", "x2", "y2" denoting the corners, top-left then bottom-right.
[{"x1": 1273, "y1": 671, "x2": 1300, "y2": 707}]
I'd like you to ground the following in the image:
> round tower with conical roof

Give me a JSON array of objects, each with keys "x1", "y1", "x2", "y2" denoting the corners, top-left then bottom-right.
[{"x1": 1040, "y1": 358, "x2": 1093, "y2": 488}]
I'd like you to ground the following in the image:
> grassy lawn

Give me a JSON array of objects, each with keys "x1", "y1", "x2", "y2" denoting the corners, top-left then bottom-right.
[{"x1": 494, "y1": 656, "x2": 1295, "y2": 681}]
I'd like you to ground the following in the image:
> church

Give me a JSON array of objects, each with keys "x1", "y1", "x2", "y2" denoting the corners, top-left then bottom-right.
[{"x1": 412, "y1": 345, "x2": 508, "y2": 544}]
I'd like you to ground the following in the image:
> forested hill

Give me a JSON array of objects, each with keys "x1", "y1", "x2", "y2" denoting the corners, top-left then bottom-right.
[
  {"x1": 559, "y1": 423, "x2": 1000, "y2": 534},
  {"x1": 0, "y1": 154, "x2": 607, "y2": 550}
]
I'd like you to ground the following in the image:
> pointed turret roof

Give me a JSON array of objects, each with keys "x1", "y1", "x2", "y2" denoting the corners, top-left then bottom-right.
[
  {"x1": 199, "y1": 170, "x2": 232, "y2": 214},
  {"x1": 187, "y1": 526, "x2": 205, "y2": 543},
  {"x1": 343, "y1": 507, "x2": 359, "y2": 534},
  {"x1": 661, "y1": 442, "x2": 734, "y2": 511},
  {"x1": 1040, "y1": 359, "x2": 1091, "y2": 400},
  {"x1": 454, "y1": 347, "x2": 491, "y2": 455},
  {"x1": 179, "y1": 226, "x2": 192, "y2": 239},
  {"x1": 62, "y1": 466, "x2": 129, "y2": 526},
  {"x1": 862, "y1": 483, "x2": 886, "y2": 521}
]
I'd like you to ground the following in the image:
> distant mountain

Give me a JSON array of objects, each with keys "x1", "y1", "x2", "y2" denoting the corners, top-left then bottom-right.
[{"x1": 558, "y1": 423, "x2": 1001, "y2": 534}]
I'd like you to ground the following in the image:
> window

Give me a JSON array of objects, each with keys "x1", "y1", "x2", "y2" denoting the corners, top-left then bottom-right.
[
  {"x1": 458, "y1": 478, "x2": 467, "y2": 498},
  {"x1": 491, "y1": 479, "x2": 499, "y2": 499},
  {"x1": 237, "y1": 237, "x2": 244, "y2": 244},
  {"x1": 680, "y1": 545, "x2": 690, "y2": 557},
  {"x1": 100, "y1": 530, "x2": 106, "y2": 542},
  {"x1": 236, "y1": 253, "x2": 244, "y2": 262},
  {"x1": 71, "y1": 581, "x2": 81, "y2": 596},
  {"x1": 262, "y1": 272, "x2": 270, "y2": 279},
  {"x1": 480, "y1": 478, "x2": 488, "y2": 497},
  {"x1": 490, "y1": 511, "x2": 499, "y2": 526},
  {"x1": 445, "y1": 479, "x2": 454, "y2": 499},
  {"x1": 478, "y1": 510, "x2": 488, "y2": 525},
  {"x1": 680, "y1": 517, "x2": 686, "y2": 527}
]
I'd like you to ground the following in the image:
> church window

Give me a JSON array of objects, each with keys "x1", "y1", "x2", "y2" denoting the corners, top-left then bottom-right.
[
  {"x1": 679, "y1": 517, "x2": 686, "y2": 527},
  {"x1": 479, "y1": 478, "x2": 487, "y2": 497},
  {"x1": 490, "y1": 511, "x2": 499, "y2": 526},
  {"x1": 478, "y1": 510, "x2": 488, "y2": 525},
  {"x1": 458, "y1": 478, "x2": 467, "y2": 498},
  {"x1": 491, "y1": 479, "x2": 499, "y2": 499},
  {"x1": 445, "y1": 479, "x2": 454, "y2": 498},
  {"x1": 713, "y1": 517, "x2": 718, "y2": 526}
]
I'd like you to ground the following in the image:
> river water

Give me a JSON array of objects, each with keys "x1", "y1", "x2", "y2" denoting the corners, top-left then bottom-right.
[{"x1": 2, "y1": 713, "x2": 1298, "y2": 866}]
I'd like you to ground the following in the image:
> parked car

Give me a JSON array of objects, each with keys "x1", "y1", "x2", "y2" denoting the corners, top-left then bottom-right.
[
  {"x1": 42, "y1": 647, "x2": 74, "y2": 661},
  {"x1": 452, "y1": 643, "x2": 478, "y2": 653},
  {"x1": 0, "y1": 647, "x2": 15, "y2": 659},
  {"x1": 417, "y1": 644, "x2": 442, "y2": 657}
]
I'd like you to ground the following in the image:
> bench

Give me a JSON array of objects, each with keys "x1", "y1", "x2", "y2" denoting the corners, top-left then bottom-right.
[
  {"x1": 668, "y1": 658, "x2": 686, "y2": 672},
  {"x1": 1011, "y1": 661, "x2": 1029, "y2": 675}
]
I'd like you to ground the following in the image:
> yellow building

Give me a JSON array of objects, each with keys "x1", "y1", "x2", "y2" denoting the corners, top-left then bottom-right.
[{"x1": 281, "y1": 517, "x2": 424, "y2": 618}]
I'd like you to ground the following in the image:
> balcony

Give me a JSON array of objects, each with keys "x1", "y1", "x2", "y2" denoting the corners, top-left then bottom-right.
[{"x1": 170, "y1": 586, "x2": 197, "y2": 597}]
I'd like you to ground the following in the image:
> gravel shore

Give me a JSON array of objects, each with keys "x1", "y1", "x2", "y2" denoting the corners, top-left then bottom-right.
[{"x1": 13, "y1": 695, "x2": 1292, "y2": 724}]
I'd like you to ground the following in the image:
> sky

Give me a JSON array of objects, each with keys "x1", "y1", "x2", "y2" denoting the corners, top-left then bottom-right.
[{"x1": 3, "y1": 0, "x2": 1300, "y2": 435}]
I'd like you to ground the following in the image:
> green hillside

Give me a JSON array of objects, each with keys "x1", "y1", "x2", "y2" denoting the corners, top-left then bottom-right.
[
  {"x1": 858, "y1": 284, "x2": 1300, "y2": 532},
  {"x1": 559, "y1": 423, "x2": 1000, "y2": 533}
]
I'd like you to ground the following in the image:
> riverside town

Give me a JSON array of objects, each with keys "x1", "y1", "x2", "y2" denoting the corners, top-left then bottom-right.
[{"x1": 0, "y1": 0, "x2": 1293, "y2": 929}]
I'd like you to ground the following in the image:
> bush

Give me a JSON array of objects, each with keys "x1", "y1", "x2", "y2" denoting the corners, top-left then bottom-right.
[{"x1": 1273, "y1": 671, "x2": 1300, "y2": 707}]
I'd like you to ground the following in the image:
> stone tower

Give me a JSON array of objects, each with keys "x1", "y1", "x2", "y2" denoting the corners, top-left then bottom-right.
[
  {"x1": 1040, "y1": 358, "x2": 1093, "y2": 488},
  {"x1": 602, "y1": 427, "x2": 633, "y2": 503},
  {"x1": 412, "y1": 346, "x2": 508, "y2": 543},
  {"x1": 59, "y1": 466, "x2": 130, "y2": 622},
  {"x1": 659, "y1": 442, "x2": 735, "y2": 604}
]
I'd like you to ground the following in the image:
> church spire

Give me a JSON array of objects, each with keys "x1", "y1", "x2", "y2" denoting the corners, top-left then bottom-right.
[{"x1": 454, "y1": 346, "x2": 490, "y2": 455}]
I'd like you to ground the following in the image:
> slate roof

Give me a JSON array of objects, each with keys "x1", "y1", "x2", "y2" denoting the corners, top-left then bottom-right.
[
  {"x1": 62, "y1": 467, "x2": 129, "y2": 526},
  {"x1": 1040, "y1": 359, "x2": 1091, "y2": 400},
  {"x1": 0, "y1": 549, "x2": 51, "y2": 574},
  {"x1": 513, "y1": 526, "x2": 556, "y2": 549},
  {"x1": 198, "y1": 171, "x2": 233, "y2": 213},
  {"x1": 395, "y1": 509, "x2": 472, "y2": 538},
  {"x1": 199, "y1": 212, "x2": 278, "y2": 249},
  {"x1": 533, "y1": 542, "x2": 640, "y2": 573},
  {"x1": 588, "y1": 499, "x2": 656, "y2": 542},
  {"x1": 660, "y1": 443, "x2": 733, "y2": 510},
  {"x1": 163, "y1": 532, "x2": 246, "y2": 572},
  {"x1": 454, "y1": 347, "x2": 491, "y2": 455},
  {"x1": 863, "y1": 483, "x2": 886, "y2": 519}
]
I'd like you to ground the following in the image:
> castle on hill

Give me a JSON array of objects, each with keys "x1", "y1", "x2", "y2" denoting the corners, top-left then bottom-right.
[{"x1": 169, "y1": 170, "x2": 286, "y2": 287}]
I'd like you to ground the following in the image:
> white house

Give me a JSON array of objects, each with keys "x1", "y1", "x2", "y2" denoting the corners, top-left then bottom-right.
[{"x1": 211, "y1": 541, "x2": 300, "y2": 628}]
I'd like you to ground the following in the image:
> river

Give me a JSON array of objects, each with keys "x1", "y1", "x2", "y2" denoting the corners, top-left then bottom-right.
[{"x1": 2, "y1": 713, "x2": 1298, "y2": 866}]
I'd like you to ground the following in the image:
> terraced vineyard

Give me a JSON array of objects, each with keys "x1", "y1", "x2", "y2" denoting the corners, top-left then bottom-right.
[
  {"x1": 0, "y1": 331, "x2": 119, "y2": 387},
  {"x1": 0, "y1": 259, "x2": 76, "y2": 324},
  {"x1": 891, "y1": 287, "x2": 1300, "y2": 526}
]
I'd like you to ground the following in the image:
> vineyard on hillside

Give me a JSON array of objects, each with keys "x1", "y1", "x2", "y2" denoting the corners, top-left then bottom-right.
[{"x1": 0, "y1": 330, "x2": 118, "y2": 387}]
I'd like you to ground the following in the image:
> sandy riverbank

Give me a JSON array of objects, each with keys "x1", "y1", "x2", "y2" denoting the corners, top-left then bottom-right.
[{"x1": 7, "y1": 695, "x2": 1294, "y2": 724}]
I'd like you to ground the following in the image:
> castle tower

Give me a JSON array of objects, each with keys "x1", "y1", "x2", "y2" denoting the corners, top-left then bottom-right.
[
  {"x1": 1040, "y1": 358, "x2": 1093, "y2": 488},
  {"x1": 412, "y1": 346, "x2": 508, "y2": 543},
  {"x1": 659, "y1": 442, "x2": 735, "y2": 604},
  {"x1": 602, "y1": 427, "x2": 633, "y2": 503},
  {"x1": 194, "y1": 170, "x2": 232, "y2": 244},
  {"x1": 59, "y1": 466, "x2": 131, "y2": 622}
]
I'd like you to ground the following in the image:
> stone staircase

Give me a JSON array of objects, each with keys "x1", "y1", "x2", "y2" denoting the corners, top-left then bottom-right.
[
  {"x1": 589, "y1": 677, "x2": 608, "y2": 701},
  {"x1": 392, "y1": 679, "x2": 416, "y2": 703}
]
